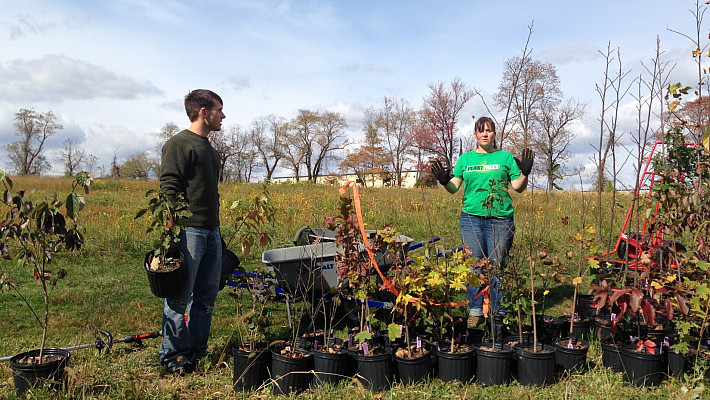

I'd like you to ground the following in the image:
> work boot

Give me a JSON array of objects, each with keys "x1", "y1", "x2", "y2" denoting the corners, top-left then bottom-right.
[{"x1": 467, "y1": 315, "x2": 484, "y2": 329}]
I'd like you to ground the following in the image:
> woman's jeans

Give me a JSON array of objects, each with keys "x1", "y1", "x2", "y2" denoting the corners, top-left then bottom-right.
[
  {"x1": 159, "y1": 227, "x2": 222, "y2": 370},
  {"x1": 459, "y1": 213, "x2": 514, "y2": 317}
]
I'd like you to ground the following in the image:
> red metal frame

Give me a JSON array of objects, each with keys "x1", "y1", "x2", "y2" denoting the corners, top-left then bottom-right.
[{"x1": 591, "y1": 141, "x2": 696, "y2": 270}]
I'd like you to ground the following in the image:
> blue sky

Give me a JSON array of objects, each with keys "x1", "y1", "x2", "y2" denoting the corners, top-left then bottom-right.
[{"x1": 0, "y1": 0, "x2": 705, "y2": 187}]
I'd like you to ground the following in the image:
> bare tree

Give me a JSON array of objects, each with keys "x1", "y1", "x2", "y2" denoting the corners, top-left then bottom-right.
[
  {"x1": 313, "y1": 111, "x2": 347, "y2": 183},
  {"x1": 56, "y1": 138, "x2": 87, "y2": 177},
  {"x1": 286, "y1": 109, "x2": 347, "y2": 183},
  {"x1": 421, "y1": 78, "x2": 474, "y2": 167},
  {"x1": 494, "y1": 57, "x2": 562, "y2": 151},
  {"x1": 375, "y1": 97, "x2": 416, "y2": 187},
  {"x1": 211, "y1": 124, "x2": 253, "y2": 182},
  {"x1": 533, "y1": 99, "x2": 586, "y2": 190},
  {"x1": 289, "y1": 109, "x2": 321, "y2": 182},
  {"x1": 156, "y1": 122, "x2": 181, "y2": 154},
  {"x1": 6, "y1": 108, "x2": 62, "y2": 175},
  {"x1": 250, "y1": 115, "x2": 286, "y2": 182}
]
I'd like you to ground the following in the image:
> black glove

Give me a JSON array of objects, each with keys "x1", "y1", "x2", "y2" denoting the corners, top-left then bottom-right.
[
  {"x1": 431, "y1": 159, "x2": 452, "y2": 186},
  {"x1": 515, "y1": 148, "x2": 534, "y2": 176}
]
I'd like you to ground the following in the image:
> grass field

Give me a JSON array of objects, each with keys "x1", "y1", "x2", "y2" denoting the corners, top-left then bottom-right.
[{"x1": 0, "y1": 176, "x2": 705, "y2": 399}]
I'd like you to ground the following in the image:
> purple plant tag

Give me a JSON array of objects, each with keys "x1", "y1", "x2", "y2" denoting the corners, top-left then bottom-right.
[
  {"x1": 436, "y1": 342, "x2": 440, "y2": 351},
  {"x1": 313, "y1": 340, "x2": 319, "y2": 351},
  {"x1": 465, "y1": 330, "x2": 469, "y2": 342},
  {"x1": 457, "y1": 332, "x2": 462, "y2": 344},
  {"x1": 610, "y1": 313, "x2": 616, "y2": 321},
  {"x1": 567, "y1": 343, "x2": 574, "y2": 349},
  {"x1": 362, "y1": 342, "x2": 369, "y2": 355},
  {"x1": 399, "y1": 325, "x2": 403, "y2": 334},
  {"x1": 365, "y1": 325, "x2": 370, "y2": 333},
  {"x1": 417, "y1": 336, "x2": 422, "y2": 349},
  {"x1": 574, "y1": 312, "x2": 578, "y2": 320},
  {"x1": 348, "y1": 333, "x2": 353, "y2": 348}
]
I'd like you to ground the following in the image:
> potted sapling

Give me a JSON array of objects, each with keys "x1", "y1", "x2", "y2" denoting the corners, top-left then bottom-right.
[
  {"x1": 134, "y1": 188, "x2": 191, "y2": 298},
  {"x1": 0, "y1": 171, "x2": 93, "y2": 396}
]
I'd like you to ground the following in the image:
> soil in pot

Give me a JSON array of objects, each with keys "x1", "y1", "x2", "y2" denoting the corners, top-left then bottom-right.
[
  {"x1": 144, "y1": 251, "x2": 186, "y2": 298},
  {"x1": 271, "y1": 345, "x2": 313, "y2": 395},
  {"x1": 394, "y1": 344, "x2": 432, "y2": 384},
  {"x1": 553, "y1": 338, "x2": 589, "y2": 373},
  {"x1": 10, "y1": 348, "x2": 71, "y2": 396},
  {"x1": 437, "y1": 344, "x2": 475, "y2": 383},
  {"x1": 474, "y1": 343, "x2": 513, "y2": 386},
  {"x1": 233, "y1": 342, "x2": 271, "y2": 392},
  {"x1": 515, "y1": 344, "x2": 555, "y2": 386}
]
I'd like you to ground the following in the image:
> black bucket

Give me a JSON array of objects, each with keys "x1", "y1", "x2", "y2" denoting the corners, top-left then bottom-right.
[
  {"x1": 10, "y1": 348, "x2": 70, "y2": 396},
  {"x1": 474, "y1": 343, "x2": 513, "y2": 386},
  {"x1": 232, "y1": 343, "x2": 271, "y2": 392},
  {"x1": 515, "y1": 344, "x2": 556, "y2": 386}
]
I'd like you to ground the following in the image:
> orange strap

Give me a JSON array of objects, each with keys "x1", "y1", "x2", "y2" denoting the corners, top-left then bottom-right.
[{"x1": 339, "y1": 181, "x2": 469, "y2": 308}]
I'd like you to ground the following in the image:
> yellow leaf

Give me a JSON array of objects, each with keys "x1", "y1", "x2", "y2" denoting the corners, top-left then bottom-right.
[
  {"x1": 665, "y1": 275, "x2": 677, "y2": 283},
  {"x1": 651, "y1": 281, "x2": 664, "y2": 289},
  {"x1": 572, "y1": 277, "x2": 582, "y2": 285},
  {"x1": 543, "y1": 290, "x2": 549, "y2": 296}
]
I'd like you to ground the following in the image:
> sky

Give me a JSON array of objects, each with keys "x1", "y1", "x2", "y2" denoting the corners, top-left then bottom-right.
[{"x1": 0, "y1": 0, "x2": 706, "y2": 188}]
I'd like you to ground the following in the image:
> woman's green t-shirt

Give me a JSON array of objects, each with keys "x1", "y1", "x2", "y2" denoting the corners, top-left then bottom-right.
[{"x1": 453, "y1": 150, "x2": 521, "y2": 218}]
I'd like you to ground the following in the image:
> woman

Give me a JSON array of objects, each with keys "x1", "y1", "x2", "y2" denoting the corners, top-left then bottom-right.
[{"x1": 432, "y1": 116, "x2": 533, "y2": 333}]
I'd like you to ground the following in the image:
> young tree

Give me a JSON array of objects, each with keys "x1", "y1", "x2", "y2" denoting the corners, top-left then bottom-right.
[
  {"x1": 339, "y1": 144, "x2": 389, "y2": 187},
  {"x1": 421, "y1": 78, "x2": 474, "y2": 167},
  {"x1": 56, "y1": 138, "x2": 87, "y2": 177},
  {"x1": 6, "y1": 108, "x2": 62, "y2": 175}
]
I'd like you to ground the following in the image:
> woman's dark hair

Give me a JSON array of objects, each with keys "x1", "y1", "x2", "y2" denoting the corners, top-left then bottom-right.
[
  {"x1": 474, "y1": 116, "x2": 497, "y2": 149},
  {"x1": 184, "y1": 89, "x2": 223, "y2": 122}
]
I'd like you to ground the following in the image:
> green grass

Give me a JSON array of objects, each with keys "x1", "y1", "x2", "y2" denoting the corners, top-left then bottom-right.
[{"x1": 0, "y1": 177, "x2": 703, "y2": 398}]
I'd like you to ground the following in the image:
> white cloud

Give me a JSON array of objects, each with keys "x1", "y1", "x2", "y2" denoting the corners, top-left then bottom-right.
[
  {"x1": 0, "y1": 55, "x2": 164, "y2": 102},
  {"x1": 8, "y1": 13, "x2": 59, "y2": 40}
]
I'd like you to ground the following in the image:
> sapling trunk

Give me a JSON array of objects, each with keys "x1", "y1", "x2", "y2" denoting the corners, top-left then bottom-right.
[{"x1": 530, "y1": 260, "x2": 538, "y2": 352}]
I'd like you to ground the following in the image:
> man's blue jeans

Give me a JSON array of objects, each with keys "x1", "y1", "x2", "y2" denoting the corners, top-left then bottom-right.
[
  {"x1": 159, "y1": 227, "x2": 221, "y2": 370},
  {"x1": 459, "y1": 213, "x2": 514, "y2": 317}
]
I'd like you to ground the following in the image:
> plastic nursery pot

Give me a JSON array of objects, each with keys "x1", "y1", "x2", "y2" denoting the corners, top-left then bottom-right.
[
  {"x1": 311, "y1": 342, "x2": 349, "y2": 387},
  {"x1": 553, "y1": 338, "x2": 589, "y2": 373},
  {"x1": 393, "y1": 343, "x2": 432, "y2": 385},
  {"x1": 436, "y1": 344, "x2": 475, "y2": 383},
  {"x1": 592, "y1": 317, "x2": 616, "y2": 342},
  {"x1": 474, "y1": 342, "x2": 513, "y2": 386},
  {"x1": 350, "y1": 347, "x2": 393, "y2": 391},
  {"x1": 600, "y1": 340, "x2": 624, "y2": 373},
  {"x1": 232, "y1": 342, "x2": 271, "y2": 392},
  {"x1": 270, "y1": 345, "x2": 313, "y2": 395},
  {"x1": 9, "y1": 348, "x2": 71, "y2": 396},
  {"x1": 575, "y1": 294, "x2": 596, "y2": 320},
  {"x1": 143, "y1": 251, "x2": 186, "y2": 298},
  {"x1": 534, "y1": 315, "x2": 565, "y2": 345},
  {"x1": 514, "y1": 343, "x2": 556, "y2": 387},
  {"x1": 620, "y1": 345, "x2": 664, "y2": 387},
  {"x1": 559, "y1": 315, "x2": 591, "y2": 341}
]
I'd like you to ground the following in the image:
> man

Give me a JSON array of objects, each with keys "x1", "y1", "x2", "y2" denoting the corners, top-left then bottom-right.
[{"x1": 159, "y1": 89, "x2": 225, "y2": 373}]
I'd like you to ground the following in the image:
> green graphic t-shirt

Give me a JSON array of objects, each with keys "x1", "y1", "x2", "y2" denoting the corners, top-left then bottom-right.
[{"x1": 453, "y1": 150, "x2": 521, "y2": 218}]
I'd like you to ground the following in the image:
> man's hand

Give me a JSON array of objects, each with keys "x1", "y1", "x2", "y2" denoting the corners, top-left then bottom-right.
[
  {"x1": 515, "y1": 148, "x2": 534, "y2": 176},
  {"x1": 431, "y1": 159, "x2": 452, "y2": 186}
]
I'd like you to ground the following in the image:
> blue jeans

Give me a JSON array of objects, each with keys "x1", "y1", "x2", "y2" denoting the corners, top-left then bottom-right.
[
  {"x1": 459, "y1": 213, "x2": 514, "y2": 316},
  {"x1": 159, "y1": 227, "x2": 221, "y2": 370}
]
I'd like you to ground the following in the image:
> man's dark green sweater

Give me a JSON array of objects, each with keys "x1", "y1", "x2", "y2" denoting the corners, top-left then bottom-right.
[{"x1": 160, "y1": 129, "x2": 220, "y2": 228}]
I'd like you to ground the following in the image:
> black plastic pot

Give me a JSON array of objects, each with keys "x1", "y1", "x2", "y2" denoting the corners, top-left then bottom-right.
[
  {"x1": 560, "y1": 315, "x2": 591, "y2": 341},
  {"x1": 600, "y1": 340, "x2": 624, "y2": 373},
  {"x1": 394, "y1": 345, "x2": 432, "y2": 384},
  {"x1": 592, "y1": 318, "x2": 615, "y2": 342},
  {"x1": 270, "y1": 346, "x2": 313, "y2": 395},
  {"x1": 474, "y1": 343, "x2": 513, "y2": 386},
  {"x1": 576, "y1": 294, "x2": 596, "y2": 320},
  {"x1": 535, "y1": 315, "x2": 564, "y2": 345},
  {"x1": 233, "y1": 343, "x2": 271, "y2": 392},
  {"x1": 9, "y1": 348, "x2": 70, "y2": 396},
  {"x1": 311, "y1": 346, "x2": 349, "y2": 386},
  {"x1": 350, "y1": 348, "x2": 393, "y2": 391},
  {"x1": 620, "y1": 345, "x2": 664, "y2": 387},
  {"x1": 667, "y1": 348, "x2": 690, "y2": 378},
  {"x1": 437, "y1": 345, "x2": 475, "y2": 383},
  {"x1": 553, "y1": 338, "x2": 589, "y2": 373},
  {"x1": 144, "y1": 251, "x2": 186, "y2": 298},
  {"x1": 515, "y1": 343, "x2": 555, "y2": 386}
]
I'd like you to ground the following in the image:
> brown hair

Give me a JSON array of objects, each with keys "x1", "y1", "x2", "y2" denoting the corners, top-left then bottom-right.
[
  {"x1": 474, "y1": 116, "x2": 497, "y2": 149},
  {"x1": 184, "y1": 89, "x2": 223, "y2": 122}
]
